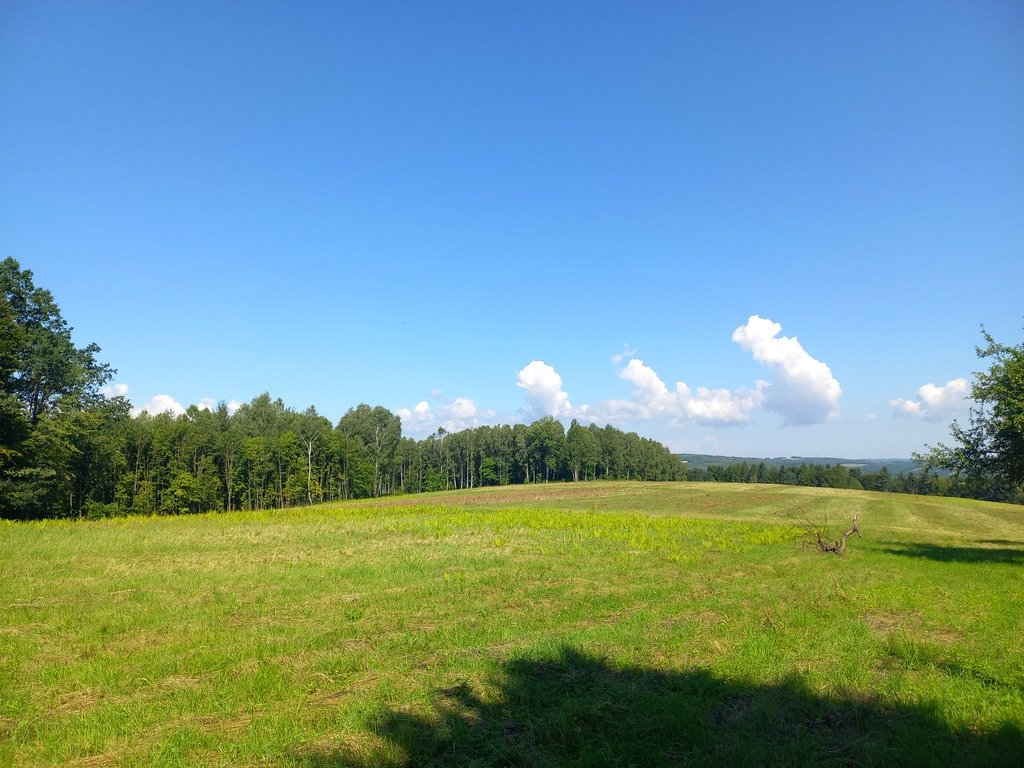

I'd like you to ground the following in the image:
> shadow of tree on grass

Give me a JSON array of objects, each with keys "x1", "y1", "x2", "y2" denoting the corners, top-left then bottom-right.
[
  {"x1": 296, "y1": 647, "x2": 1022, "y2": 767},
  {"x1": 977, "y1": 539, "x2": 1024, "y2": 546},
  {"x1": 880, "y1": 542, "x2": 1024, "y2": 565}
]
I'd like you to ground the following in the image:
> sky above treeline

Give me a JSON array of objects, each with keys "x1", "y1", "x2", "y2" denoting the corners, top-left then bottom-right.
[{"x1": 2, "y1": 1, "x2": 1022, "y2": 459}]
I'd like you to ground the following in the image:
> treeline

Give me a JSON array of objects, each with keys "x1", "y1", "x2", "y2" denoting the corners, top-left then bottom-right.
[
  {"x1": 1, "y1": 255, "x2": 684, "y2": 520},
  {"x1": 3, "y1": 393, "x2": 685, "y2": 520},
  {"x1": 5, "y1": 257, "x2": 1017, "y2": 519},
  {"x1": 688, "y1": 461, "x2": 1024, "y2": 503}
]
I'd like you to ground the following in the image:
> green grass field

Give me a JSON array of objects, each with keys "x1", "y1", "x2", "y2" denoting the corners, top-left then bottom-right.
[{"x1": 2, "y1": 482, "x2": 1022, "y2": 767}]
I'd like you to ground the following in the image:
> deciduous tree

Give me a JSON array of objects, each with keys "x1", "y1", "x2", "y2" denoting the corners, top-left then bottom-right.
[
  {"x1": 338, "y1": 404, "x2": 401, "y2": 497},
  {"x1": 917, "y1": 327, "x2": 1024, "y2": 500},
  {"x1": 1, "y1": 258, "x2": 113, "y2": 424}
]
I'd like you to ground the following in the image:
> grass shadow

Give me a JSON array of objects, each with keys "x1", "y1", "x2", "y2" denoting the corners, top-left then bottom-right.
[
  {"x1": 295, "y1": 647, "x2": 1022, "y2": 767},
  {"x1": 880, "y1": 542, "x2": 1024, "y2": 564},
  {"x1": 977, "y1": 539, "x2": 1024, "y2": 546}
]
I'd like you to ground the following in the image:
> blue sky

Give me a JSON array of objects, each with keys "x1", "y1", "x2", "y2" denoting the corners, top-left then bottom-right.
[{"x1": 2, "y1": 1, "x2": 1021, "y2": 458}]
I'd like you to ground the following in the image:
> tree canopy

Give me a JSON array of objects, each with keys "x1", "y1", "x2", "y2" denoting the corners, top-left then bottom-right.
[
  {"x1": 916, "y1": 327, "x2": 1024, "y2": 500},
  {"x1": 1, "y1": 258, "x2": 113, "y2": 423},
  {"x1": 1, "y1": 259, "x2": 119, "y2": 518}
]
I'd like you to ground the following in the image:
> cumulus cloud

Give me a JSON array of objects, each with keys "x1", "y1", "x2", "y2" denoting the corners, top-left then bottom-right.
[
  {"x1": 889, "y1": 378, "x2": 969, "y2": 421},
  {"x1": 129, "y1": 393, "x2": 242, "y2": 417},
  {"x1": 516, "y1": 360, "x2": 574, "y2": 417},
  {"x1": 101, "y1": 382, "x2": 130, "y2": 399},
  {"x1": 133, "y1": 394, "x2": 186, "y2": 417},
  {"x1": 596, "y1": 358, "x2": 762, "y2": 426},
  {"x1": 399, "y1": 317, "x2": 840, "y2": 435},
  {"x1": 194, "y1": 397, "x2": 242, "y2": 415},
  {"x1": 398, "y1": 400, "x2": 432, "y2": 431},
  {"x1": 731, "y1": 315, "x2": 842, "y2": 426},
  {"x1": 398, "y1": 396, "x2": 488, "y2": 435}
]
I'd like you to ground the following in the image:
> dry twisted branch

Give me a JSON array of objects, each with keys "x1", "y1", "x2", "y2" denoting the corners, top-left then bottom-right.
[{"x1": 810, "y1": 510, "x2": 860, "y2": 555}]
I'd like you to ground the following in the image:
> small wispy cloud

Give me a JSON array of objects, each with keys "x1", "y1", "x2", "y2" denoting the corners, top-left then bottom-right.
[
  {"x1": 611, "y1": 343, "x2": 638, "y2": 365},
  {"x1": 889, "y1": 378, "x2": 969, "y2": 421}
]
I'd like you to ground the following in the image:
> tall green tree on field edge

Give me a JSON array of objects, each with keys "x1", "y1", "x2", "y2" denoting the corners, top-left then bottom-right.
[
  {"x1": 916, "y1": 326, "x2": 1024, "y2": 501},
  {"x1": 1, "y1": 258, "x2": 123, "y2": 519}
]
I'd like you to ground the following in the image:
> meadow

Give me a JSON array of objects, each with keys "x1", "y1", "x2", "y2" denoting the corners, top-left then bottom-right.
[{"x1": 1, "y1": 481, "x2": 1022, "y2": 767}]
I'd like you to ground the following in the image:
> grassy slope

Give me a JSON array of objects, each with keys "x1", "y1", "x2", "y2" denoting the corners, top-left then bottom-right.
[{"x1": 1, "y1": 482, "x2": 1021, "y2": 767}]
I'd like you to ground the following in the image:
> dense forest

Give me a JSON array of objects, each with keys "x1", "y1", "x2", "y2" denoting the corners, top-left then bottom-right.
[
  {"x1": 0, "y1": 259, "x2": 683, "y2": 520},
  {"x1": 48, "y1": 401, "x2": 685, "y2": 520}
]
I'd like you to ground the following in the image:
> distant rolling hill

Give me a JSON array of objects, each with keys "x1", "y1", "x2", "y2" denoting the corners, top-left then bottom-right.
[{"x1": 678, "y1": 454, "x2": 924, "y2": 475}]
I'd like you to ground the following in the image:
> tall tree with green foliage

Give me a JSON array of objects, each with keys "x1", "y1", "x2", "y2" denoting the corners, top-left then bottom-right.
[
  {"x1": 338, "y1": 404, "x2": 402, "y2": 497},
  {"x1": 296, "y1": 405, "x2": 333, "y2": 506},
  {"x1": 917, "y1": 327, "x2": 1024, "y2": 500},
  {"x1": 1, "y1": 258, "x2": 113, "y2": 424},
  {"x1": 1, "y1": 259, "x2": 120, "y2": 518},
  {"x1": 566, "y1": 419, "x2": 600, "y2": 482},
  {"x1": 527, "y1": 416, "x2": 567, "y2": 482}
]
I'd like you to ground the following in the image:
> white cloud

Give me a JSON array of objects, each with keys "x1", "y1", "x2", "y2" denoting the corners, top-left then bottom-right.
[
  {"x1": 398, "y1": 396, "x2": 484, "y2": 435},
  {"x1": 130, "y1": 393, "x2": 242, "y2": 417},
  {"x1": 133, "y1": 394, "x2": 186, "y2": 417},
  {"x1": 101, "y1": 382, "x2": 130, "y2": 398},
  {"x1": 611, "y1": 343, "x2": 638, "y2": 365},
  {"x1": 399, "y1": 317, "x2": 840, "y2": 436},
  {"x1": 516, "y1": 360, "x2": 574, "y2": 417},
  {"x1": 447, "y1": 396, "x2": 479, "y2": 420},
  {"x1": 731, "y1": 315, "x2": 842, "y2": 426},
  {"x1": 194, "y1": 397, "x2": 241, "y2": 414},
  {"x1": 398, "y1": 400, "x2": 432, "y2": 431},
  {"x1": 595, "y1": 358, "x2": 762, "y2": 426},
  {"x1": 889, "y1": 378, "x2": 969, "y2": 422}
]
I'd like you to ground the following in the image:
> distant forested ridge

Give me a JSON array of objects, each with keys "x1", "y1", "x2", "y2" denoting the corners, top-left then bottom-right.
[
  {"x1": 686, "y1": 460, "x2": 1023, "y2": 504},
  {"x1": 679, "y1": 454, "x2": 922, "y2": 475}
]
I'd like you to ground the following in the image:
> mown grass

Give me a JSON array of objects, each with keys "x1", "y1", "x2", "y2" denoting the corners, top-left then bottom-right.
[{"x1": 1, "y1": 481, "x2": 1021, "y2": 766}]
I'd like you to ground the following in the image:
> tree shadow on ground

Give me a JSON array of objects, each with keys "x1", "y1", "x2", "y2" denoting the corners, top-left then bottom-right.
[
  {"x1": 294, "y1": 647, "x2": 1022, "y2": 768},
  {"x1": 880, "y1": 542, "x2": 1024, "y2": 565},
  {"x1": 977, "y1": 539, "x2": 1024, "y2": 547}
]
